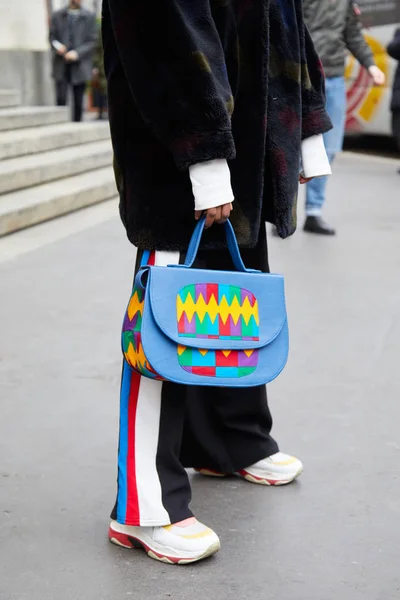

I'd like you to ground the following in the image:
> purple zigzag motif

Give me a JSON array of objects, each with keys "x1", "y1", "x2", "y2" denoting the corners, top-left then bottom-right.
[
  {"x1": 241, "y1": 288, "x2": 255, "y2": 306},
  {"x1": 122, "y1": 311, "x2": 131, "y2": 332},
  {"x1": 196, "y1": 283, "x2": 207, "y2": 302},
  {"x1": 238, "y1": 350, "x2": 259, "y2": 367},
  {"x1": 184, "y1": 312, "x2": 196, "y2": 334},
  {"x1": 230, "y1": 315, "x2": 242, "y2": 337}
]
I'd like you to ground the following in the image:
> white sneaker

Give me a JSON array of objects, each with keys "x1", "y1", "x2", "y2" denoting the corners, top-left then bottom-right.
[
  {"x1": 109, "y1": 519, "x2": 220, "y2": 565},
  {"x1": 237, "y1": 452, "x2": 303, "y2": 485},
  {"x1": 195, "y1": 452, "x2": 303, "y2": 486}
]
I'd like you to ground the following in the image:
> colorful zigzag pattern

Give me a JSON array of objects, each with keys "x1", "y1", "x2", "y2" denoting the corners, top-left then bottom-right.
[
  {"x1": 122, "y1": 286, "x2": 164, "y2": 380},
  {"x1": 177, "y1": 284, "x2": 259, "y2": 341},
  {"x1": 177, "y1": 344, "x2": 258, "y2": 378},
  {"x1": 122, "y1": 281, "x2": 260, "y2": 380}
]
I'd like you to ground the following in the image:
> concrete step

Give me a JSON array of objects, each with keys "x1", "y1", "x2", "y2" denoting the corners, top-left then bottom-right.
[
  {"x1": 0, "y1": 90, "x2": 21, "y2": 108},
  {"x1": 0, "y1": 140, "x2": 113, "y2": 194},
  {"x1": 0, "y1": 121, "x2": 111, "y2": 161},
  {"x1": 0, "y1": 167, "x2": 117, "y2": 236},
  {"x1": 0, "y1": 106, "x2": 69, "y2": 131}
]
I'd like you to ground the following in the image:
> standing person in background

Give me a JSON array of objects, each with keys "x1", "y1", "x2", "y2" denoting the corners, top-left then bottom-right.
[
  {"x1": 387, "y1": 28, "x2": 400, "y2": 172},
  {"x1": 302, "y1": 0, "x2": 385, "y2": 235},
  {"x1": 50, "y1": 0, "x2": 97, "y2": 122}
]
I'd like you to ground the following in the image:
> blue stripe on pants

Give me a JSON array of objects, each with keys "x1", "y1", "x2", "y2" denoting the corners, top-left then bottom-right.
[{"x1": 116, "y1": 361, "x2": 132, "y2": 523}]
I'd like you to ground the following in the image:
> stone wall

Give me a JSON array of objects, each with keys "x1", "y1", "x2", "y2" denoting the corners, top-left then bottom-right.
[
  {"x1": 0, "y1": 0, "x2": 48, "y2": 51},
  {"x1": 0, "y1": 0, "x2": 50, "y2": 105},
  {"x1": 0, "y1": 50, "x2": 53, "y2": 106}
]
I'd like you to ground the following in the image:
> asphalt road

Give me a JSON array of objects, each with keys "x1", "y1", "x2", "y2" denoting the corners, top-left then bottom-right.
[{"x1": 1, "y1": 153, "x2": 400, "y2": 600}]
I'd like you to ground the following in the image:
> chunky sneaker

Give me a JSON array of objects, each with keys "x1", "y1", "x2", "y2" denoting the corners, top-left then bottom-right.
[
  {"x1": 237, "y1": 452, "x2": 303, "y2": 485},
  {"x1": 109, "y1": 519, "x2": 220, "y2": 565},
  {"x1": 195, "y1": 452, "x2": 303, "y2": 486}
]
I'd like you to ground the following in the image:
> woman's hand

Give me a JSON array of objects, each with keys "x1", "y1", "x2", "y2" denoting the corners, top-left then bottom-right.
[
  {"x1": 195, "y1": 203, "x2": 233, "y2": 228},
  {"x1": 299, "y1": 174, "x2": 313, "y2": 184},
  {"x1": 368, "y1": 65, "x2": 385, "y2": 87}
]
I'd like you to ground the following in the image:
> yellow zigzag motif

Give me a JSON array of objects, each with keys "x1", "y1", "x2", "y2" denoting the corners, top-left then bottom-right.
[
  {"x1": 127, "y1": 291, "x2": 144, "y2": 320},
  {"x1": 125, "y1": 340, "x2": 147, "y2": 371},
  {"x1": 177, "y1": 293, "x2": 259, "y2": 326}
]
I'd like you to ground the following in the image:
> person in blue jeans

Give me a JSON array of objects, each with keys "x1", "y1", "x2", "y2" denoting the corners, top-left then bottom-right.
[{"x1": 303, "y1": 0, "x2": 385, "y2": 235}]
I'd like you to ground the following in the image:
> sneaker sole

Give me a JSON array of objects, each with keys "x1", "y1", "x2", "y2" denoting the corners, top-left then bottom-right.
[
  {"x1": 238, "y1": 466, "x2": 303, "y2": 486},
  {"x1": 195, "y1": 466, "x2": 303, "y2": 486},
  {"x1": 108, "y1": 527, "x2": 220, "y2": 565}
]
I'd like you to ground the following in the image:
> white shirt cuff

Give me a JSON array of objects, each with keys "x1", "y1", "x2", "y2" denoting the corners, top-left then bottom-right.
[
  {"x1": 52, "y1": 40, "x2": 64, "y2": 51},
  {"x1": 189, "y1": 159, "x2": 234, "y2": 211},
  {"x1": 301, "y1": 135, "x2": 332, "y2": 178}
]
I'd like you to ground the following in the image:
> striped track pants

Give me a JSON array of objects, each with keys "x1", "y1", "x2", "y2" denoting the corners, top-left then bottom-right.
[{"x1": 112, "y1": 229, "x2": 278, "y2": 526}]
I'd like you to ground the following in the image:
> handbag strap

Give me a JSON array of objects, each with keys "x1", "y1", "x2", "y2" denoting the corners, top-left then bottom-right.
[{"x1": 182, "y1": 216, "x2": 259, "y2": 273}]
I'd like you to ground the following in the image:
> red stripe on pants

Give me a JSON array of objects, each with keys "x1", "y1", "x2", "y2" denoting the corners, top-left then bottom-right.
[{"x1": 125, "y1": 369, "x2": 141, "y2": 524}]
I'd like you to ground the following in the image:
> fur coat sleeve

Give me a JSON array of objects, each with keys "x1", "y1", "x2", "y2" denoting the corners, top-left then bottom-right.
[{"x1": 105, "y1": 0, "x2": 236, "y2": 170}]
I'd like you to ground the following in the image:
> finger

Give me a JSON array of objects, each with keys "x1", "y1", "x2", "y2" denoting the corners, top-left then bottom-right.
[
  {"x1": 205, "y1": 209, "x2": 216, "y2": 229},
  {"x1": 216, "y1": 203, "x2": 231, "y2": 223},
  {"x1": 214, "y1": 207, "x2": 223, "y2": 224},
  {"x1": 194, "y1": 210, "x2": 203, "y2": 220},
  {"x1": 222, "y1": 202, "x2": 232, "y2": 220}
]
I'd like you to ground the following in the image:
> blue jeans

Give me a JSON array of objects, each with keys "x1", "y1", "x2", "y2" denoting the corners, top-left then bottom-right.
[{"x1": 305, "y1": 76, "x2": 346, "y2": 216}]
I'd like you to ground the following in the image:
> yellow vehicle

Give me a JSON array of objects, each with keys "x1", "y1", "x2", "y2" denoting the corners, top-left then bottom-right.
[{"x1": 345, "y1": 0, "x2": 400, "y2": 137}]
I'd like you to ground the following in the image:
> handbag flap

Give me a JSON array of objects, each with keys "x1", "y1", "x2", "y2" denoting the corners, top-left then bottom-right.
[{"x1": 146, "y1": 266, "x2": 287, "y2": 350}]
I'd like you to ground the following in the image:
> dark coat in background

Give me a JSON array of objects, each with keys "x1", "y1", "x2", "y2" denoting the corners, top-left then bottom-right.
[
  {"x1": 50, "y1": 8, "x2": 97, "y2": 85},
  {"x1": 303, "y1": 0, "x2": 375, "y2": 79},
  {"x1": 102, "y1": 0, "x2": 332, "y2": 251},
  {"x1": 387, "y1": 28, "x2": 400, "y2": 112}
]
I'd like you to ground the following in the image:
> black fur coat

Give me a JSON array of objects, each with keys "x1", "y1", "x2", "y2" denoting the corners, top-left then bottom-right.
[{"x1": 102, "y1": 0, "x2": 332, "y2": 250}]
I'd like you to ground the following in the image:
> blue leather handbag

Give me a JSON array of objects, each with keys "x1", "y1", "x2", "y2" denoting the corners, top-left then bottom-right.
[{"x1": 122, "y1": 217, "x2": 289, "y2": 387}]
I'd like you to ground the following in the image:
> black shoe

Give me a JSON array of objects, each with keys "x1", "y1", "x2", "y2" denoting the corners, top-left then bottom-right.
[{"x1": 303, "y1": 216, "x2": 336, "y2": 235}]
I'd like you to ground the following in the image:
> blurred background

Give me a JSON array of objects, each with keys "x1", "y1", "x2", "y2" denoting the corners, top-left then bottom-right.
[
  {"x1": 1, "y1": 0, "x2": 101, "y2": 106},
  {"x1": 344, "y1": 1, "x2": 398, "y2": 138}
]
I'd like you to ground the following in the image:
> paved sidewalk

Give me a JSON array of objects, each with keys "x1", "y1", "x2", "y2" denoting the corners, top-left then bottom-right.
[{"x1": 0, "y1": 153, "x2": 399, "y2": 600}]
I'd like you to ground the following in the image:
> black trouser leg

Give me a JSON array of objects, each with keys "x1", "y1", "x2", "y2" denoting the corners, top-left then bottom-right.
[
  {"x1": 72, "y1": 83, "x2": 86, "y2": 122},
  {"x1": 181, "y1": 384, "x2": 278, "y2": 473},
  {"x1": 180, "y1": 225, "x2": 279, "y2": 473},
  {"x1": 109, "y1": 365, "x2": 193, "y2": 526},
  {"x1": 55, "y1": 80, "x2": 68, "y2": 106}
]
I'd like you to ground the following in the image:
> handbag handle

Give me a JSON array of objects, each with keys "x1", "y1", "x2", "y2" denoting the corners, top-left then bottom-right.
[{"x1": 182, "y1": 215, "x2": 259, "y2": 273}]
